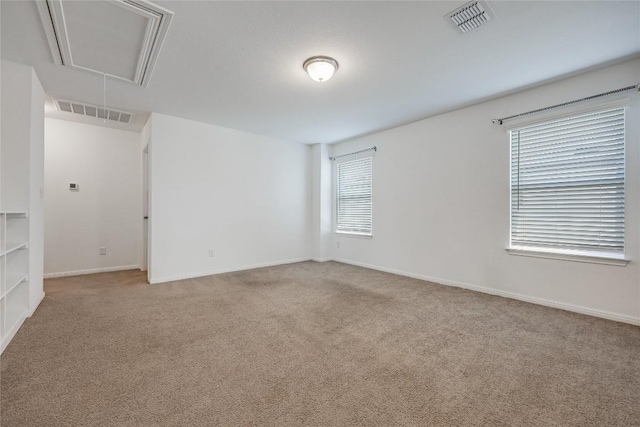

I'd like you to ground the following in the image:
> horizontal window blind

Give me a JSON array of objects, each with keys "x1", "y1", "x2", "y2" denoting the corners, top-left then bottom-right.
[
  {"x1": 337, "y1": 156, "x2": 373, "y2": 235},
  {"x1": 511, "y1": 108, "x2": 625, "y2": 254}
]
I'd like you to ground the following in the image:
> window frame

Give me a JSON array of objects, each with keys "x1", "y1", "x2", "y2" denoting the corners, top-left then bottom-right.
[{"x1": 506, "y1": 99, "x2": 631, "y2": 266}]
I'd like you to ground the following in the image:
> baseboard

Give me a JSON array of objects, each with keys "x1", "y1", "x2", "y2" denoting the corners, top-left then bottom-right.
[
  {"x1": 333, "y1": 257, "x2": 640, "y2": 326},
  {"x1": 149, "y1": 257, "x2": 311, "y2": 284},
  {"x1": 0, "y1": 311, "x2": 27, "y2": 355},
  {"x1": 44, "y1": 265, "x2": 140, "y2": 279},
  {"x1": 311, "y1": 258, "x2": 331, "y2": 262},
  {"x1": 28, "y1": 291, "x2": 45, "y2": 317}
]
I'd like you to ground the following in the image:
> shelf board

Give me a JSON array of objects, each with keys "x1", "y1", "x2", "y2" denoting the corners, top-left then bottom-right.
[
  {"x1": 1, "y1": 242, "x2": 28, "y2": 257},
  {"x1": 0, "y1": 212, "x2": 28, "y2": 217},
  {"x1": 1, "y1": 274, "x2": 28, "y2": 300}
]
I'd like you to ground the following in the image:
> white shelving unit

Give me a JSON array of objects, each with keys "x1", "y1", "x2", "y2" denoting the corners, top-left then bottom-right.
[
  {"x1": 0, "y1": 212, "x2": 29, "y2": 353},
  {"x1": 1, "y1": 62, "x2": 45, "y2": 355}
]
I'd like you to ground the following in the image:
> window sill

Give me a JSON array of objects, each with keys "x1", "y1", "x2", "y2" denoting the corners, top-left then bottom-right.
[
  {"x1": 335, "y1": 231, "x2": 373, "y2": 239},
  {"x1": 506, "y1": 247, "x2": 629, "y2": 267}
]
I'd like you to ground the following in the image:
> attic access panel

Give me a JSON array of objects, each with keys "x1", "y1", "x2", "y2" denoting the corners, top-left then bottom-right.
[{"x1": 36, "y1": 0, "x2": 173, "y2": 87}]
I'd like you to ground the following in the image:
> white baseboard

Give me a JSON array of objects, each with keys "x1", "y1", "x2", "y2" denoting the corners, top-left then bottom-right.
[
  {"x1": 28, "y1": 291, "x2": 45, "y2": 317},
  {"x1": 311, "y1": 258, "x2": 331, "y2": 262},
  {"x1": 0, "y1": 311, "x2": 27, "y2": 355},
  {"x1": 44, "y1": 265, "x2": 140, "y2": 279},
  {"x1": 149, "y1": 257, "x2": 311, "y2": 284},
  {"x1": 333, "y1": 257, "x2": 640, "y2": 326}
]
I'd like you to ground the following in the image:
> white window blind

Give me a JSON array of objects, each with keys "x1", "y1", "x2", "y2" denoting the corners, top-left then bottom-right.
[
  {"x1": 510, "y1": 107, "x2": 625, "y2": 255},
  {"x1": 336, "y1": 156, "x2": 373, "y2": 235}
]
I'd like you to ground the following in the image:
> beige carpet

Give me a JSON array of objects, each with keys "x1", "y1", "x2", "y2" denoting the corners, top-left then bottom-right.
[{"x1": 2, "y1": 261, "x2": 639, "y2": 426}]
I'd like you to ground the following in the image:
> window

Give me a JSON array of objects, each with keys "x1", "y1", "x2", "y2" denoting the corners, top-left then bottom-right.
[
  {"x1": 510, "y1": 107, "x2": 626, "y2": 260},
  {"x1": 336, "y1": 156, "x2": 373, "y2": 235}
]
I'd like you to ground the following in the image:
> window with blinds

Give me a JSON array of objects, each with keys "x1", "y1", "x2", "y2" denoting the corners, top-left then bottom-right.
[
  {"x1": 510, "y1": 107, "x2": 625, "y2": 256},
  {"x1": 336, "y1": 156, "x2": 373, "y2": 235}
]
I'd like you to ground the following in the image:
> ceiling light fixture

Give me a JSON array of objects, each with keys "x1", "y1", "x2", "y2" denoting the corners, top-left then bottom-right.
[{"x1": 303, "y1": 56, "x2": 339, "y2": 83}]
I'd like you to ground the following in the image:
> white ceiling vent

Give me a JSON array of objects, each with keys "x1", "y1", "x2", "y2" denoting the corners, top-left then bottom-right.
[
  {"x1": 36, "y1": 0, "x2": 173, "y2": 87},
  {"x1": 54, "y1": 98, "x2": 134, "y2": 124},
  {"x1": 447, "y1": 1, "x2": 493, "y2": 34}
]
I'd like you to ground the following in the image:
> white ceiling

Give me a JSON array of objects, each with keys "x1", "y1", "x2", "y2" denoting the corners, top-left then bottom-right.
[{"x1": 2, "y1": 1, "x2": 639, "y2": 143}]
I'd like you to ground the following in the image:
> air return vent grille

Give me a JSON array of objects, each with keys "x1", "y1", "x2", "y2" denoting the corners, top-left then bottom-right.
[
  {"x1": 447, "y1": 1, "x2": 492, "y2": 33},
  {"x1": 53, "y1": 98, "x2": 133, "y2": 124}
]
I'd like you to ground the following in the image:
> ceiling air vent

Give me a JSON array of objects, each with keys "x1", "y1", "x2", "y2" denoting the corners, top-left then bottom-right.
[
  {"x1": 54, "y1": 98, "x2": 134, "y2": 124},
  {"x1": 447, "y1": 1, "x2": 493, "y2": 34}
]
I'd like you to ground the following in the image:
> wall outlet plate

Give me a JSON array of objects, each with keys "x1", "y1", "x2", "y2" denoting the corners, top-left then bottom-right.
[
  {"x1": 69, "y1": 183, "x2": 79, "y2": 191},
  {"x1": 99, "y1": 247, "x2": 107, "y2": 255}
]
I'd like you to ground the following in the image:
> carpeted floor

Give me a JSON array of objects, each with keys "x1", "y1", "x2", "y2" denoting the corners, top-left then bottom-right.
[{"x1": 1, "y1": 261, "x2": 639, "y2": 426}]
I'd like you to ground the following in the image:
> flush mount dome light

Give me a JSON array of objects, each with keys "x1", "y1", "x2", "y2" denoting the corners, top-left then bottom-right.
[{"x1": 303, "y1": 56, "x2": 339, "y2": 82}]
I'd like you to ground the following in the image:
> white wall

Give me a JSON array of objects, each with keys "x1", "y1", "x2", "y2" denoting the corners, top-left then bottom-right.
[
  {"x1": 310, "y1": 143, "x2": 332, "y2": 261},
  {"x1": 148, "y1": 113, "x2": 310, "y2": 283},
  {"x1": 1, "y1": 61, "x2": 45, "y2": 313},
  {"x1": 28, "y1": 68, "x2": 45, "y2": 312},
  {"x1": 1, "y1": 61, "x2": 31, "y2": 211},
  {"x1": 44, "y1": 119, "x2": 142, "y2": 276},
  {"x1": 328, "y1": 58, "x2": 640, "y2": 324},
  {"x1": 1, "y1": 60, "x2": 45, "y2": 339}
]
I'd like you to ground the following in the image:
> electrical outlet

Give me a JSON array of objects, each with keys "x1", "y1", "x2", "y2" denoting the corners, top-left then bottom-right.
[
  {"x1": 208, "y1": 249, "x2": 214, "y2": 257},
  {"x1": 99, "y1": 247, "x2": 107, "y2": 255},
  {"x1": 336, "y1": 242, "x2": 341, "y2": 249}
]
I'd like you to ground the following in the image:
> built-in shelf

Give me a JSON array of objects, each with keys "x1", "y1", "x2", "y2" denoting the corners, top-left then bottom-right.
[
  {"x1": 5, "y1": 313, "x2": 26, "y2": 338},
  {"x1": 0, "y1": 212, "x2": 28, "y2": 217},
  {"x1": 1, "y1": 243, "x2": 28, "y2": 257},
  {"x1": 1, "y1": 210, "x2": 30, "y2": 355},
  {"x1": 2, "y1": 274, "x2": 28, "y2": 300},
  {"x1": 1, "y1": 307, "x2": 27, "y2": 354}
]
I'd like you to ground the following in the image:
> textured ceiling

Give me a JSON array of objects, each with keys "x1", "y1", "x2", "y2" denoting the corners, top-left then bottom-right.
[{"x1": 2, "y1": 1, "x2": 639, "y2": 143}]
